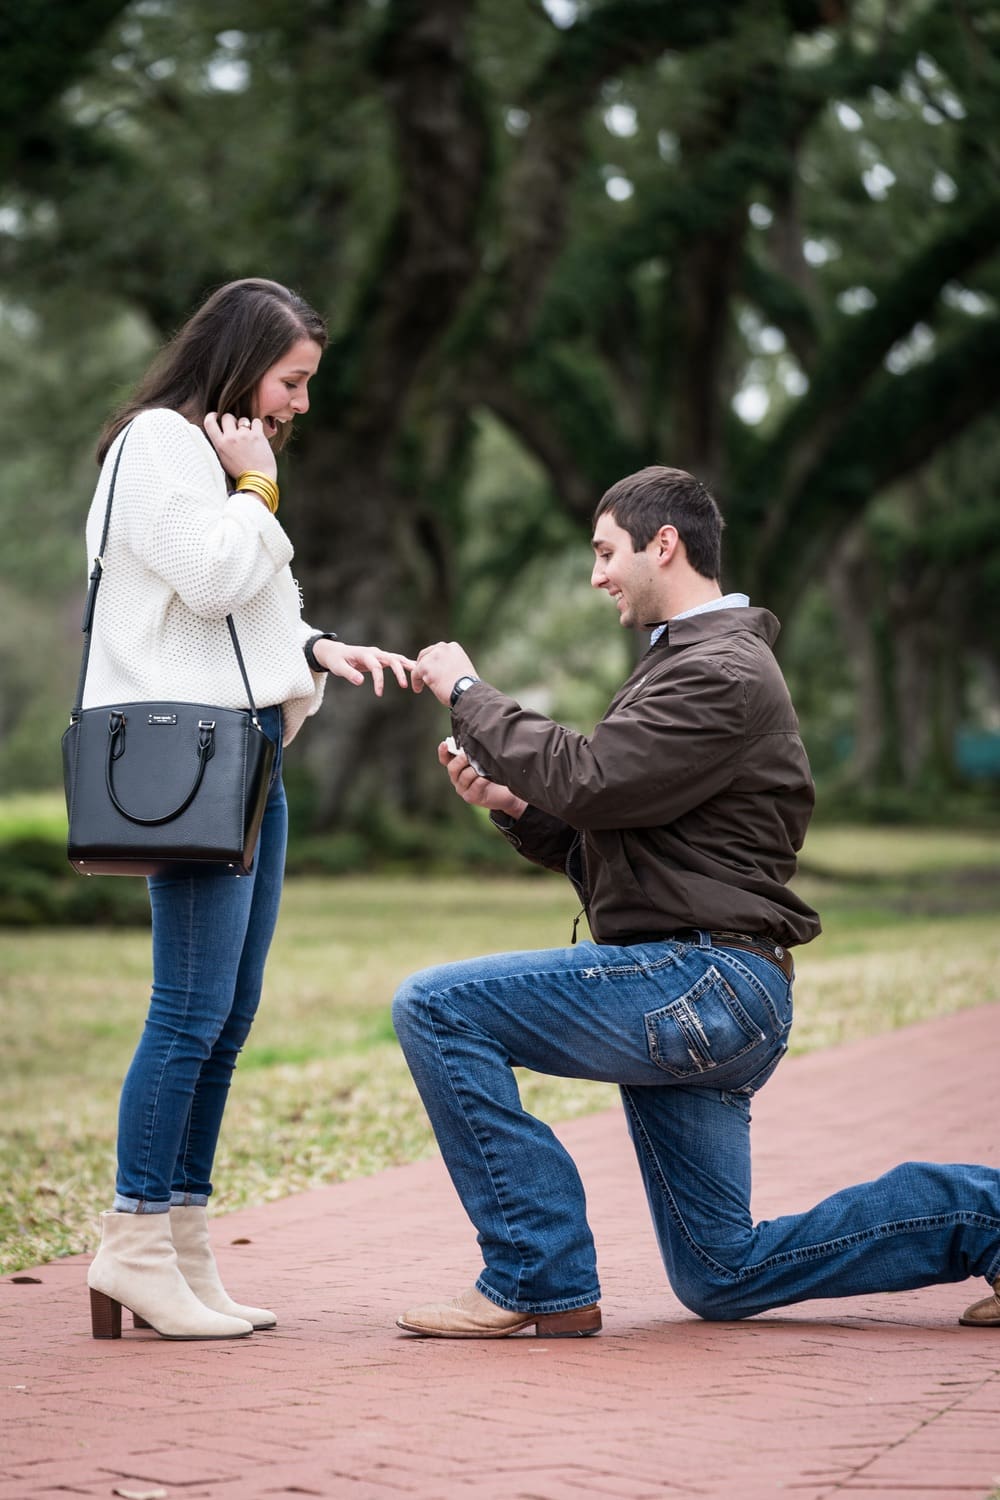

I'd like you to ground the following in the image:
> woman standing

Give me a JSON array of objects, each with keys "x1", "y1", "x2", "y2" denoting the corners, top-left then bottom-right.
[{"x1": 82, "y1": 278, "x2": 412, "y2": 1340}]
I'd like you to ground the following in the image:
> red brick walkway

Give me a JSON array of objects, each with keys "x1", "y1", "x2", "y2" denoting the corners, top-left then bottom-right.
[{"x1": 2, "y1": 1006, "x2": 999, "y2": 1500}]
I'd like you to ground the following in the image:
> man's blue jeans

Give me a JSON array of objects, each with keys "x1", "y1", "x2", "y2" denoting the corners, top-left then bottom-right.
[
  {"x1": 113, "y1": 706, "x2": 287, "y2": 1213},
  {"x1": 392, "y1": 933, "x2": 1000, "y2": 1318}
]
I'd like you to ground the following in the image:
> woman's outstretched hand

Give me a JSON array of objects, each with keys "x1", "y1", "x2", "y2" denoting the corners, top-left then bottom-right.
[{"x1": 311, "y1": 638, "x2": 416, "y2": 696}]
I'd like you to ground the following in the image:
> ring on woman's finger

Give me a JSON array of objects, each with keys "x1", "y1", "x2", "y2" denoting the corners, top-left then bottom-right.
[{"x1": 238, "y1": 417, "x2": 251, "y2": 428}]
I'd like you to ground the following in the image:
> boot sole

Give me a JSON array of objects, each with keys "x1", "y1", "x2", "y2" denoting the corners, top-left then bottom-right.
[{"x1": 133, "y1": 1311, "x2": 275, "y2": 1331}]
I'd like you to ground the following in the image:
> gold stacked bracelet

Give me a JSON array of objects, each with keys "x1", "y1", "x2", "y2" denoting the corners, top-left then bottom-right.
[{"x1": 235, "y1": 470, "x2": 280, "y2": 514}]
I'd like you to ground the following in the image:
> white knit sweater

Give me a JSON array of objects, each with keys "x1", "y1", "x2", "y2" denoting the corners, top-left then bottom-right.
[{"x1": 81, "y1": 408, "x2": 326, "y2": 744}]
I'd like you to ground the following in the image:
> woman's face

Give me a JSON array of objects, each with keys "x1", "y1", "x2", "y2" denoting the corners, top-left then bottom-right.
[{"x1": 252, "y1": 337, "x2": 323, "y2": 439}]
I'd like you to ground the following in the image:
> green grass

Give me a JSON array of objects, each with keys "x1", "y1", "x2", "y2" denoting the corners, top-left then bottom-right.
[
  {"x1": 0, "y1": 790, "x2": 67, "y2": 841},
  {"x1": 1, "y1": 824, "x2": 998, "y2": 1274},
  {"x1": 800, "y1": 823, "x2": 1000, "y2": 878}
]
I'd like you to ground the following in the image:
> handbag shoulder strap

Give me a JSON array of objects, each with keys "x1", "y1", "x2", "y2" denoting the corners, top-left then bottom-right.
[{"x1": 71, "y1": 421, "x2": 263, "y2": 725}]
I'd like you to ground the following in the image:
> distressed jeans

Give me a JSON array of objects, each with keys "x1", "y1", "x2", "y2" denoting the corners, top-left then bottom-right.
[
  {"x1": 114, "y1": 706, "x2": 287, "y2": 1212},
  {"x1": 392, "y1": 932, "x2": 1000, "y2": 1317}
]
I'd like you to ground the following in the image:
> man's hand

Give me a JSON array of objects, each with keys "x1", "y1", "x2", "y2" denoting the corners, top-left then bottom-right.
[
  {"x1": 439, "y1": 741, "x2": 527, "y2": 819},
  {"x1": 416, "y1": 641, "x2": 526, "y2": 819},
  {"x1": 312, "y1": 638, "x2": 415, "y2": 695},
  {"x1": 412, "y1": 641, "x2": 477, "y2": 704}
]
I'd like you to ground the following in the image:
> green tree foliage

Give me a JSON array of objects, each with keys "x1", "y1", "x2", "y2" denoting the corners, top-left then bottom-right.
[
  {"x1": 825, "y1": 415, "x2": 1000, "y2": 796},
  {"x1": 1, "y1": 0, "x2": 999, "y2": 817}
]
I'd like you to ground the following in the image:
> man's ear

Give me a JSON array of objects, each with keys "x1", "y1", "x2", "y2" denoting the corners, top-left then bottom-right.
[{"x1": 654, "y1": 525, "x2": 680, "y2": 564}]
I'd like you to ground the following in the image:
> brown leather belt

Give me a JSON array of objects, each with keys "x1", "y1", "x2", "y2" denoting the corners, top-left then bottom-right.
[
  {"x1": 630, "y1": 928, "x2": 795, "y2": 982},
  {"x1": 704, "y1": 930, "x2": 794, "y2": 981}
]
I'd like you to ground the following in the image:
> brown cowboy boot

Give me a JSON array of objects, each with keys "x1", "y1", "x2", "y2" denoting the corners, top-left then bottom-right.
[
  {"x1": 959, "y1": 1277, "x2": 1000, "y2": 1327},
  {"x1": 396, "y1": 1284, "x2": 601, "y2": 1339}
]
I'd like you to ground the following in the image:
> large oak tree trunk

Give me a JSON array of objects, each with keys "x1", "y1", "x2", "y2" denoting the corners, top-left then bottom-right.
[
  {"x1": 286, "y1": 438, "x2": 454, "y2": 827},
  {"x1": 826, "y1": 529, "x2": 889, "y2": 792}
]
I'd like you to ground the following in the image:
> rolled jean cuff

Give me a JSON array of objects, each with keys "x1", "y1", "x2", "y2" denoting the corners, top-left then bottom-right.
[
  {"x1": 476, "y1": 1275, "x2": 601, "y2": 1316},
  {"x1": 112, "y1": 1194, "x2": 171, "y2": 1214},
  {"x1": 170, "y1": 1191, "x2": 209, "y2": 1207}
]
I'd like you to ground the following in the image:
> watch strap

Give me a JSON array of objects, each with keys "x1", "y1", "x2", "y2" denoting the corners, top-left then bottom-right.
[
  {"x1": 305, "y1": 631, "x2": 339, "y2": 672},
  {"x1": 449, "y1": 674, "x2": 481, "y2": 709}
]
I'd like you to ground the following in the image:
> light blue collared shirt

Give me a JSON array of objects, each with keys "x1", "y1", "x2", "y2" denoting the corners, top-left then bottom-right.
[{"x1": 649, "y1": 593, "x2": 749, "y2": 647}]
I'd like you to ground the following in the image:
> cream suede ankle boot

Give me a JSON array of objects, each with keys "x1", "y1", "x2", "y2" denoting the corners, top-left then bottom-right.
[
  {"x1": 87, "y1": 1210, "x2": 253, "y2": 1340},
  {"x1": 165, "y1": 1205, "x2": 276, "y2": 1329}
]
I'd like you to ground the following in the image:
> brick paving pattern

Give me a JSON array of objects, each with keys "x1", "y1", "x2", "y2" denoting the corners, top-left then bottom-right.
[{"x1": 2, "y1": 1005, "x2": 999, "y2": 1500}]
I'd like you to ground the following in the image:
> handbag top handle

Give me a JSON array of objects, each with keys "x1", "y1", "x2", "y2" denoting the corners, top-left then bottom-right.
[{"x1": 70, "y1": 422, "x2": 264, "y2": 726}]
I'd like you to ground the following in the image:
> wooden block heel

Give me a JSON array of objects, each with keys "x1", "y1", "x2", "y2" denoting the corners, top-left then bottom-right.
[
  {"x1": 534, "y1": 1305, "x2": 602, "y2": 1337},
  {"x1": 89, "y1": 1287, "x2": 122, "y2": 1339},
  {"x1": 85, "y1": 1211, "x2": 253, "y2": 1339}
]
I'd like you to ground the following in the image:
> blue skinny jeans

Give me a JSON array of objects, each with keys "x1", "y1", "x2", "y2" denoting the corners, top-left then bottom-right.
[
  {"x1": 392, "y1": 932, "x2": 1000, "y2": 1318},
  {"x1": 113, "y1": 706, "x2": 286, "y2": 1213}
]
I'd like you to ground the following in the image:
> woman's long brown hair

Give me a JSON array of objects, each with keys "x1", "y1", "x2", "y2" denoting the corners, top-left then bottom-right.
[{"x1": 97, "y1": 277, "x2": 328, "y2": 463}]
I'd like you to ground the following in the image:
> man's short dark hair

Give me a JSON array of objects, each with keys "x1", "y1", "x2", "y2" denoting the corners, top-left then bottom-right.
[{"x1": 594, "y1": 466, "x2": 723, "y2": 581}]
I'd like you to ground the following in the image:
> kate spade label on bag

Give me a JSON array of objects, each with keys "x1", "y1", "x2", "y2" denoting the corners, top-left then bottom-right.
[{"x1": 147, "y1": 714, "x2": 178, "y2": 725}]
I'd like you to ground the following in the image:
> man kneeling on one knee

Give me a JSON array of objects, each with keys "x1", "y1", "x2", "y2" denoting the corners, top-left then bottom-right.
[{"x1": 394, "y1": 464, "x2": 1000, "y2": 1339}]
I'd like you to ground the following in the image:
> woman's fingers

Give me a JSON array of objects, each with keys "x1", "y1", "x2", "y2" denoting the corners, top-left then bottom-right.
[
  {"x1": 202, "y1": 412, "x2": 276, "y2": 478},
  {"x1": 330, "y1": 645, "x2": 416, "y2": 693}
]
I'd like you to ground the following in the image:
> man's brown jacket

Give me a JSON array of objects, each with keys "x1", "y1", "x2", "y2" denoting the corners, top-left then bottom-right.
[{"x1": 450, "y1": 607, "x2": 821, "y2": 948}]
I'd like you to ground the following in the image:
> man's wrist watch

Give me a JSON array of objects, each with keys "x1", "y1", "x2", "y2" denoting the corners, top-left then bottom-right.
[
  {"x1": 304, "y1": 631, "x2": 339, "y2": 672},
  {"x1": 450, "y1": 674, "x2": 481, "y2": 708}
]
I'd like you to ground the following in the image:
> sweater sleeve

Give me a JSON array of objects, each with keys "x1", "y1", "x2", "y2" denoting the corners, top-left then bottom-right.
[{"x1": 116, "y1": 410, "x2": 295, "y2": 619}]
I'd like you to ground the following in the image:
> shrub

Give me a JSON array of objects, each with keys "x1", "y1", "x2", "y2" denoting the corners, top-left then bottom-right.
[{"x1": 0, "y1": 835, "x2": 150, "y2": 927}]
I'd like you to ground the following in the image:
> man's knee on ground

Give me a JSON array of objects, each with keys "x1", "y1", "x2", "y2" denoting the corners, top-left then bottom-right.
[
  {"x1": 667, "y1": 1262, "x2": 756, "y2": 1322},
  {"x1": 677, "y1": 1284, "x2": 749, "y2": 1321}
]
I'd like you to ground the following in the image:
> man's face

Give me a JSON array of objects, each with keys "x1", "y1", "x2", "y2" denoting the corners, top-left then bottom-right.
[{"x1": 590, "y1": 512, "x2": 663, "y2": 629}]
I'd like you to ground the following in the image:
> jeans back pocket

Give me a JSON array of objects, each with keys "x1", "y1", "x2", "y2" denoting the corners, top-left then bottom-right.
[{"x1": 644, "y1": 966, "x2": 765, "y2": 1080}]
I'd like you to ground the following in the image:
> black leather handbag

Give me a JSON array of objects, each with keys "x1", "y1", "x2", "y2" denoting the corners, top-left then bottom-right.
[{"x1": 62, "y1": 426, "x2": 276, "y2": 877}]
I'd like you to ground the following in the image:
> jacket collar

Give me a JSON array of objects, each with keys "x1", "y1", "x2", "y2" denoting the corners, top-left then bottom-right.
[{"x1": 650, "y1": 606, "x2": 781, "y2": 650}]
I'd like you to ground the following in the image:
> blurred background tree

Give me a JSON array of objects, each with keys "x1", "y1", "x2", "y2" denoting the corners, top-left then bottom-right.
[{"x1": 2, "y1": 0, "x2": 999, "y2": 839}]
